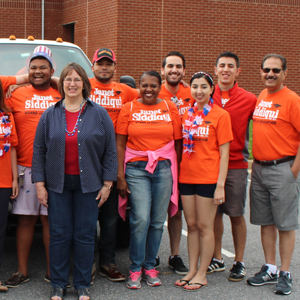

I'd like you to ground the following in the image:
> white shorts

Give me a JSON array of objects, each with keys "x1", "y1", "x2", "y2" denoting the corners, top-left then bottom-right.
[{"x1": 11, "y1": 165, "x2": 48, "y2": 216}]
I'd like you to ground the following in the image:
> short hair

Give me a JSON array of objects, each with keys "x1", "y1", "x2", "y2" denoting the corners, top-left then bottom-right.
[
  {"x1": 58, "y1": 62, "x2": 91, "y2": 99},
  {"x1": 139, "y1": 70, "x2": 162, "y2": 86},
  {"x1": 30, "y1": 56, "x2": 53, "y2": 69},
  {"x1": 215, "y1": 52, "x2": 240, "y2": 68},
  {"x1": 261, "y1": 54, "x2": 287, "y2": 71},
  {"x1": 190, "y1": 71, "x2": 215, "y2": 98},
  {"x1": 162, "y1": 51, "x2": 186, "y2": 69}
]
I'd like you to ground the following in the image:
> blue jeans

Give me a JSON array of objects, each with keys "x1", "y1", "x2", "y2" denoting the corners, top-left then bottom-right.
[
  {"x1": 47, "y1": 174, "x2": 99, "y2": 290},
  {"x1": 126, "y1": 160, "x2": 172, "y2": 271}
]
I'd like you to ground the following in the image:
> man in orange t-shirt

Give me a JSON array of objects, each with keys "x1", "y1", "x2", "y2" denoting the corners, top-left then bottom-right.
[
  {"x1": 158, "y1": 51, "x2": 191, "y2": 274},
  {"x1": 89, "y1": 48, "x2": 138, "y2": 282},
  {"x1": 248, "y1": 54, "x2": 300, "y2": 295},
  {"x1": 5, "y1": 47, "x2": 61, "y2": 288}
]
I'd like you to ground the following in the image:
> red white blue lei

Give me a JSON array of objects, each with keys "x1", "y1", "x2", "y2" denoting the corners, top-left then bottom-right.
[
  {"x1": 0, "y1": 111, "x2": 12, "y2": 157},
  {"x1": 183, "y1": 98, "x2": 214, "y2": 155}
]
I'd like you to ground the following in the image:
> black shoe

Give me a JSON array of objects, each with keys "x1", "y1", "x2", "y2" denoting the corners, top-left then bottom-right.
[
  {"x1": 169, "y1": 255, "x2": 189, "y2": 275},
  {"x1": 274, "y1": 271, "x2": 292, "y2": 295},
  {"x1": 247, "y1": 265, "x2": 278, "y2": 286},
  {"x1": 228, "y1": 262, "x2": 246, "y2": 281},
  {"x1": 154, "y1": 256, "x2": 161, "y2": 269},
  {"x1": 207, "y1": 259, "x2": 225, "y2": 274}
]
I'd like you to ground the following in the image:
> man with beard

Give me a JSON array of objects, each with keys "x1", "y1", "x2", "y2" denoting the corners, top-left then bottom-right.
[
  {"x1": 158, "y1": 51, "x2": 192, "y2": 275},
  {"x1": 5, "y1": 46, "x2": 61, "y2": 287},
  {"x1": 247, "y1": 54, "x2": 300, "y2": 296},
  {"x1": 89, "y1": 48, "x2": 138, "y2": 282}
]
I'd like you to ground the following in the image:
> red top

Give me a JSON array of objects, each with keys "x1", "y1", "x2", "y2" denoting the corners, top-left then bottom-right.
[
  {"x1": 64, "y1": 108, "x2": 81, "y2": 175},
  {"x1": 213, "y1": 82, "x2": 257, "y2": 169}
]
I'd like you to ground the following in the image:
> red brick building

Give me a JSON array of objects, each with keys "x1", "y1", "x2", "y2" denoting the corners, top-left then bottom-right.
[{"x1": 1, "y1": 0, "x2": 299, "y2": 95}]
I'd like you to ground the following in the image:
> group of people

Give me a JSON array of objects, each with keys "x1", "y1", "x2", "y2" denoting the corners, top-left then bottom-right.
[{"x1": 0, "y1": 46, "x2": 299, "y2": 299}]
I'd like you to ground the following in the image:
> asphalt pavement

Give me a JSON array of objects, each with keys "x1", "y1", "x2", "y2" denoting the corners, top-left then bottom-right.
[{"x1": 1, "y1": 178, "x2": 300, "y2": 299}]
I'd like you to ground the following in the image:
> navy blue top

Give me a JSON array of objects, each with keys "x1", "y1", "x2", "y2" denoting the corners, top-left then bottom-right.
[{"x1": 32, "y1": 98, "x2": 117, "y2": 194}]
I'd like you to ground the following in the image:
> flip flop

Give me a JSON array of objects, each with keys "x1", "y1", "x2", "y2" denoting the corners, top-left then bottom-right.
[
  {"x1": 0, "y1": 283, "x2": 8, "y2": 292},
  {"x1": 174, "y1": 279, "x2": 189, "y2": 288},
  {"x1": 183, "y1": 282, "x2": 207, "y2": 292}
]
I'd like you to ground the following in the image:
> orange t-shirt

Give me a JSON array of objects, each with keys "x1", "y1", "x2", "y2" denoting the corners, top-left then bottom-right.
[
  {"x1": 221, "y1": 90, "x2": 230, "y2": 107},
  {"x1": 159, "y1": 84, "x2": 194, "y2": 117},
  {"x1": 179, "y1": 105, "x2": 233, "y2": 184},
  {"x1": 116, "y1": 99, "x2": 182, "y2": 161},
  {"x1": 6, "y1": 86, "x2": 61, "y2": 167},
  {"x1": 0, "y1": 76, "x2": 17, "y2": 93},
  {"x1": 0, "y1": 113, "x2": 18, "y2": 188},
  {"x1": 89, "y1": 78, "x2": 138, "y2": 129},
  {"x1": 252, "y1": 87, "x2": 300, "y2": 161}
]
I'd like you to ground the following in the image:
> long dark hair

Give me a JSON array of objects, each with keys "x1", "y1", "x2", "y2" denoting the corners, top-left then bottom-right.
[{"x1": 0, "y1": 81, "x2": 10, "y2": 113}]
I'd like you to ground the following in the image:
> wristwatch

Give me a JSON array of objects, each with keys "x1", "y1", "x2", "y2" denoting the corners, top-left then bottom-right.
[{"x1": 103, "y1": 184, "x2": 112, "y2": 190}]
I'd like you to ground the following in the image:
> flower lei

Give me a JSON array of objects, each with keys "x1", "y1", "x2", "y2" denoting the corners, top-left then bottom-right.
[
  {"x1": 0, "y1": 111, "x2": 12, "y2": 157},
  {"x1": 182, "y1": 98, "x2": 214, "y2": 155}
]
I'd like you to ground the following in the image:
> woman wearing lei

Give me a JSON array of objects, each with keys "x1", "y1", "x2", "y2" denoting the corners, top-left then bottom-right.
[
  {"x1": 0, "y1": 81, "x2": 19, "y2": 292},
  {"x1": 175, "y1": 72, "x2": 233, "y2": 291}
]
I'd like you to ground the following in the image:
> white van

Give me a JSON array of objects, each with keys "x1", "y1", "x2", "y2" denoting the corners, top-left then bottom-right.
[{"x1": 0, "y1": 36, "x2": 93, "y2": 77}]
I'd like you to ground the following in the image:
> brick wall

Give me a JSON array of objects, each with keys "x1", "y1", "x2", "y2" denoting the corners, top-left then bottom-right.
[{"x1": 1, "y1": 0, "x2": 299, "y2": 96}]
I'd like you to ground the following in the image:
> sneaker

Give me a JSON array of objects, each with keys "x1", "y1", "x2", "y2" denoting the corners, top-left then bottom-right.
[
  {"x1": 207, "y1": 259, "x2": 225, "y2": 274},
  {"x1": 154, "y1": 256, "x2": 161, "y2": 269},
  {"x1": 99, "y1": 263, "x2": 125, "y2": 282},
  {"x1": 228, "y1": 262, "x2": 246, "y2": 281},
  {"x1": 169, "y1": 255, "x2": 189, "y2": 275},
  {"x1": 247, "y1": 265, "x2": 278, "y2": 286},
  {"x1": 142, "y1": 269, "x2": 162, "y2": 287},
  {"x1": 126, "y1": 270, "x2": 142, "y2": 289},
  {"x1": 5, "y1": 272, "x2": 30, "y2": 288},
  {"x1": 274, "y1": 271, "x2": 292, "y2": 295}
]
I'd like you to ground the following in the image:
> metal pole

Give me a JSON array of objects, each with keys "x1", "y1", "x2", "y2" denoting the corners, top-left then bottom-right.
[{"x1": 42, "y1": 0, "x2": 44, "y2": 39}]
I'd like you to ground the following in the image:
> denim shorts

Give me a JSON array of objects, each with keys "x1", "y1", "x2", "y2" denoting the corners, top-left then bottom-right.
[{"x1": 179, "y1": 183, "x2": 217, "y2": 198}]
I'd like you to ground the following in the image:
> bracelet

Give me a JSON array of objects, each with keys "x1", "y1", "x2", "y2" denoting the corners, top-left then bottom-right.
[{"x1": 103, "y1": 184, "x2": 112, "y2": 190}]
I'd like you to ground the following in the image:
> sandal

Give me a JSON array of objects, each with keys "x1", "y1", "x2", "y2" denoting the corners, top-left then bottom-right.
[
  {"x1": 174, "y1": 279, "x2": 189, "y2": 288},
  {"x1": 183, "y1": 282, "x2": 207, "y2": 292},
  {"x1": 0, "y1": 281, "x2": 8, "y2": 292},
  {"x1": 77, "y1": 288, "x2": 91, "y2": 300},
  {"x1": 50, "y1": 287, "x2": 66, "y2": 300}
]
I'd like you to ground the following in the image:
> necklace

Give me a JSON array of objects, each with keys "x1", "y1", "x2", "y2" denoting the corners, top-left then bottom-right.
[
  {"x1": 0, "y1": 111, "x2": 12, "y2": 157},
  {"x1": 62, "y1": 100, "x2": 81, "y2": 111},
  {"x1": 63, "y1": 99, "x2": 85, "y2": 136},
  {"x1": 182, "y1": 98, "x2": 214, "y2": 155}
]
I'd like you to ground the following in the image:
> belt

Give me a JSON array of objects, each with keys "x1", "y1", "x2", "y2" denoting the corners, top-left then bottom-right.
[{"x1": 254, "y1": 156, "x2": 295, "y2": 167}]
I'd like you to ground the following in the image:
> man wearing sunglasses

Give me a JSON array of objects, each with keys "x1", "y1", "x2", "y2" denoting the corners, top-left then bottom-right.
[
  {"x1": 157, "y1": 51, "x2": 193, "y2": 275},
  {"x1": 208, "y1": 52, "x2": 257, "y2": 282},
  {"x1": 247, "y1": 54, "x2": 300, "y2": 296}
]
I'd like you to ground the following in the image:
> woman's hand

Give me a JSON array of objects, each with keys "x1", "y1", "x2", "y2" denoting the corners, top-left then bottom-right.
[
  {"x1": 214, "y1": 185, "x2": 225, "y2": 206},
  {"x1": 117, "y1": 176, "x2": 130, "y2": 199},
  {"x1": 36, "y1": 182, "x2": 48, "y2": 207},
  {"x1": 96, "y1": 186, "x2": 111, "y2": 207},
  {"x1": 10, "y1": 179, "x2": 19, "y2": 199}
]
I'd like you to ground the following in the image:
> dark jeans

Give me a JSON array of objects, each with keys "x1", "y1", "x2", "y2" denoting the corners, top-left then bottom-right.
[
  {"x1": 47, "y1": 175, "x2": 99, "y2": 290},
  {"x1": 98, "y1": 183, "x2": 119, "y2": 265},
  {"x1": 0, "y1": 188, "x2": 11, "y2": 269}
]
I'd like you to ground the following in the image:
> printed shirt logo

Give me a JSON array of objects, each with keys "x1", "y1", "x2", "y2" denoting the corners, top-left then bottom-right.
[
  {"x1": 132, "y1": 109, "x2": 171, "y2": 122},
  {"x1": 25, "y1": 94, "x2": 57, "y2": 113},
  {"x1": 221, "y1": 97, "x2": 229, "y2": 107},
  {"x1": 177, "y1": 97, "x2": 192, "y2": 116},
  {"x1": 253, "y1": 100, "x2": 280, "y2": 122},
  {"x1": 90, "y1": 88, "x2": 122, "y2": 108}
]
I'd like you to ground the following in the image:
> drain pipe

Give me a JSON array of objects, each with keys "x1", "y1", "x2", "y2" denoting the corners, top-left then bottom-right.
[{"x1": 42, "y1": 0, "x2": 44, "y2": 39}]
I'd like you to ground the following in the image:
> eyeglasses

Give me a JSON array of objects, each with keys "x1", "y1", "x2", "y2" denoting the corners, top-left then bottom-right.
[
  {"x1": 262, "y1": 68, "x2": 282, "y2": 74},
  {"x1": 64, "y1": 77, "x2": 83, "y2": 83}
]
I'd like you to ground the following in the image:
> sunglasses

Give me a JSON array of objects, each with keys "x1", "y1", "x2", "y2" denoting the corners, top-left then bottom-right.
[{"x1": 262, "y1": 68, "x2": 282, "y2": 74}]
